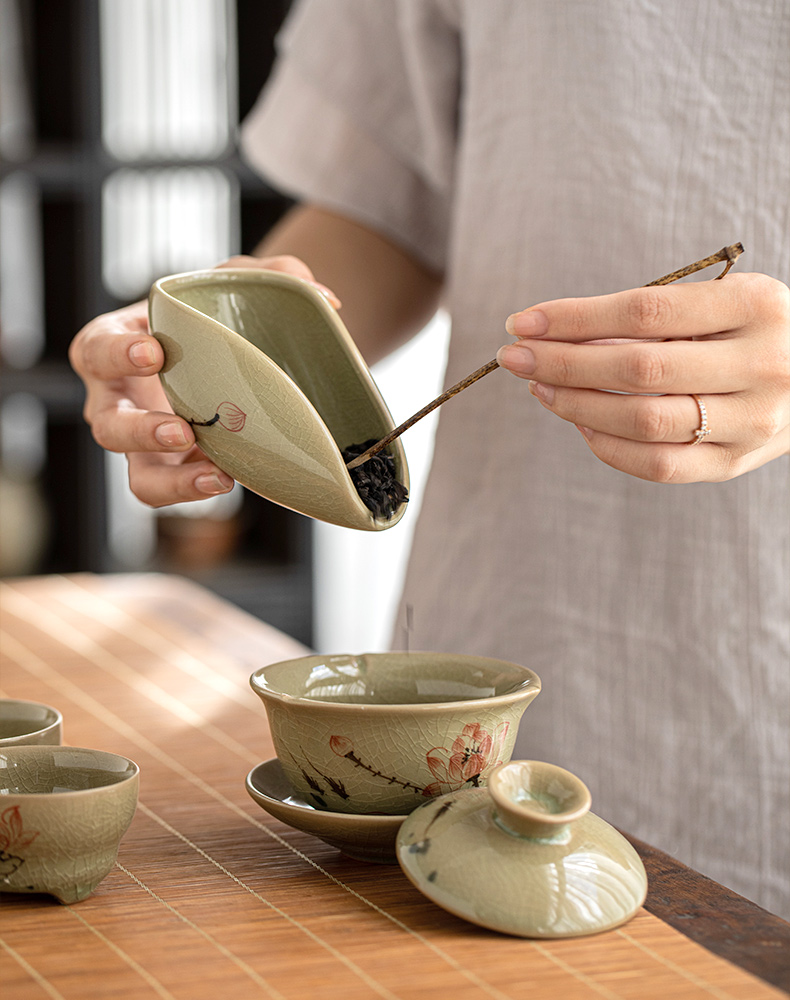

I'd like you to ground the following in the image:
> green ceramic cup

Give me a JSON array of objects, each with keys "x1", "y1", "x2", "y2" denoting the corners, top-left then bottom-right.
[
  {"x1": 0, "y1": 699, "x2": 62, "y2": 747},
  {"x1": 0, "y1": 745, "x2": 139, "y2": 904},
  {"x1": 250, "y1": 652, "x2": 541, "y2": 816},
  {"x1": 149, "y1": 268, "x2": 409, "y2": 530}
]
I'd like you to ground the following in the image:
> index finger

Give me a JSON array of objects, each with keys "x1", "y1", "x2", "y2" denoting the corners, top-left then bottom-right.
[{"x1": 506, "y1": 273, "x2": 756, "y2": 343}]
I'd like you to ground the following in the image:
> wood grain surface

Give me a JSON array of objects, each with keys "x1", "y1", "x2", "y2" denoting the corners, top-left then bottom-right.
[{"x1": 1, "y1": 573, "x2": 787, "y2": 1000}]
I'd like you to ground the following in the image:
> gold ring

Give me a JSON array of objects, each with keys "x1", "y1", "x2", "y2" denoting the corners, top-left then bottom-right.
[{"x1": 689, "y1": 394, "x2": 711, "y2": 445}]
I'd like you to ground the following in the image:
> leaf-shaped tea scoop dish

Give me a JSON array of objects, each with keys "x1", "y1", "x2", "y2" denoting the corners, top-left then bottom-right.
[{"x1": 149, "y1": 268, "x2": 409, "y2": 530}]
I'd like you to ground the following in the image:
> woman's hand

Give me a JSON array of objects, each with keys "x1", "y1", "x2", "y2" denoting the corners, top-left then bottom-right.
[
  {"x1": 69, "y1": 254, "x2": 338, "y2": 507},
  {"x1": 496, "y1": 272, "x2": 790, "y2": 483}
]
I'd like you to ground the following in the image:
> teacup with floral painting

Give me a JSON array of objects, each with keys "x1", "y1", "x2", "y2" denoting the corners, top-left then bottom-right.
[
  {"x1": 250, "y1": 652, "x2": 541, "y2": 815},
  {"x1": 0, "y1": 745, "x2": 139, "y2": 904}
]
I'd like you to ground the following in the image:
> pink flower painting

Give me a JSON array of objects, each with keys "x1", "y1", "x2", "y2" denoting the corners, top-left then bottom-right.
[
  {"x1": 423, "y1": 721, "x2": 510, "y2": 797},
  {"x1": 215, "y1": 401, "x2": 247, "y2": 432},
  {"x1": 0, "y1": 805, "x2": 39, "y2": 878},
  {"x1": 324, "y1": 721, "x2": 511, "y2": 804},
  {"x1": 329, "y1": 736, "x2": 354, "y2": 758},
  {"x1": 0, "y1": 805, "x2": 39, "y2": 854}
]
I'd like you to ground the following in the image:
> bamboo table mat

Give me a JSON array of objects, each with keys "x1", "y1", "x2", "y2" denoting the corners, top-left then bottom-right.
[{"x1": 0, "y1": 573, "x2": 786, "y2": 1000}]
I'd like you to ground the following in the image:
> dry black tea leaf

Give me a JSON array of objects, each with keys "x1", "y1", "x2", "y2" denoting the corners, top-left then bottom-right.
[{"x1": 342, "y1": 439, "x2": 409, "y2": 519}]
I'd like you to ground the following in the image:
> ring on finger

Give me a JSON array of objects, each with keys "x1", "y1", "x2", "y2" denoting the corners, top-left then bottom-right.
[{"x1": 689, "y1": 394, "x2": 711, "y2": 445}]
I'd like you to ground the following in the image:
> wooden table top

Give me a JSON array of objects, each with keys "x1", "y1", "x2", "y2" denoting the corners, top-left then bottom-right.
[{"x1": 1, "y1": 573, "x2": 788, "y2": 1000}]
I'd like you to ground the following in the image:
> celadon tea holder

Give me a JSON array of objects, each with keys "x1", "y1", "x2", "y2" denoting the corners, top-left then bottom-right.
[
  {"x1": 149, "y1": 268, "x2": 409, "y2": 530},
  {"x1": 397, "y1": 760, "x2": 648, "y2": 938}
]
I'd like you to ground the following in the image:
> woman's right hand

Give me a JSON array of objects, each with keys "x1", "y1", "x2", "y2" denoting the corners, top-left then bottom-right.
[{"x1": 68, "y1": 254, "x2": 337, "y2": 508}]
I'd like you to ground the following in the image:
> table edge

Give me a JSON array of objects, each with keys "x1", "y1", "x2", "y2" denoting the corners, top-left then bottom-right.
[{"x1": 626, "y1": 832, "x2": 790, "y2": 993}]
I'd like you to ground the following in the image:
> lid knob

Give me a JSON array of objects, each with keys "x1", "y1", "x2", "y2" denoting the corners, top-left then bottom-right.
[{"x1": 488, "y1": 761, "x2": 591, "y2": 843}]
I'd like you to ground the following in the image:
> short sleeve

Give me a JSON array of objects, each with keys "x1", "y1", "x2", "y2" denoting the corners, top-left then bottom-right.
[{"x1": 240, "y1": 0, "x2": 460, "y2": 274}]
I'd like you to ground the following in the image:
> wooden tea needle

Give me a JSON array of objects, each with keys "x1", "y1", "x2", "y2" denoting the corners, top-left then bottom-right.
[{"x1": 345, "y1": 242, "x2": 744, "y2": 471}]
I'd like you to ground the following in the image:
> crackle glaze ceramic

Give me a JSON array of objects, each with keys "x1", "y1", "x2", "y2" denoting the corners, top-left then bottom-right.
[
  {"x1": 249, "y1": 653, "x2": 541, "y2": 816},
  {"x1": 246, "y1": 758, "x2": 406, "y2": 863},
  {"x1": 0, "y1": 746, "x2": 139, "y2": 904},
  {"x1": 149, "y1": 268, "x2": 409, "y2": 530},
  {"x1": 397, "y1": 760, "x2": 648, "y2": 938},
  {"x1": 0, "y1": 699, "x2": 62, "y2": 747}
]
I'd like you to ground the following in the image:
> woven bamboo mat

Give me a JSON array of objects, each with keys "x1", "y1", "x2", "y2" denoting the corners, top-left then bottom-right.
[{"x1": 0, "y1": 574, "x2": 785, "y2": 1000}]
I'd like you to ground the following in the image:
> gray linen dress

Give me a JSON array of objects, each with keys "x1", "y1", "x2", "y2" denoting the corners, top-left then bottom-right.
[{"x1": 242, "y1": 0, "x2": 790, "y2": 917}]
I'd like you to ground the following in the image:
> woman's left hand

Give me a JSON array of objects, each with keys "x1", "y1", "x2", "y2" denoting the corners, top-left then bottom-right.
[{"x1": 496, "y1": 272, "x2": 790, "y2": 483}]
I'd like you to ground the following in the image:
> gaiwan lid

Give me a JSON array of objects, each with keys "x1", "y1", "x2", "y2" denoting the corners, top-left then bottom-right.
[{"x1": 396, "y1": 760, "x2": 647, "y2": 938}]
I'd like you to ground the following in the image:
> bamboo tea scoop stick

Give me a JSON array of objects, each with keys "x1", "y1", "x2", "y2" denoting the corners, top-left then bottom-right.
[{"x1": 346, "y1": 242, "x2": 744, "y2": 470}]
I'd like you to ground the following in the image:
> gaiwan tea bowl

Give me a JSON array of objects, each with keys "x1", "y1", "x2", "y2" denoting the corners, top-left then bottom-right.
[
  {"x1": 149, "y1": 268, "x2": 408, "y2": 530},
  {"x1": 249, "y1": 652, "x2": 541, "y2": 815},
  {"x1": 0, "y1": 746, "x2": 139, "y2": 904}
]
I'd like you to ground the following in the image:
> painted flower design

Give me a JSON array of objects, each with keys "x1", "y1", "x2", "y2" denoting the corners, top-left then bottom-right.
[
  {"x1": 215, "y1": 401, "x2": 246, "y2": 432},
  {"x1": 329, "y1": 736, "x2": 354, "y2": 758},
  {"x1": 423, "y1": 721, "x2": 510, "y2": 797},
  {"x1": 189, "y1": 401, "x2": 247, "y2": 432},
  {"x1": 326, "y1": 723, "x2": 511, "y2": 802},
  {"x1": 0, "y1": 805, "x2": 39, "y2": 879}
]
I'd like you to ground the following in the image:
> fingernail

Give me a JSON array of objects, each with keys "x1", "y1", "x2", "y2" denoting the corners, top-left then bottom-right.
[
  {"x1": 195, "y1": 472, "x2": 233, "y2": 495},
  {"x1": 313, "y1": 282, "x2": 342, "y2": 309},
  {"x1": 129, "y1": 341, "x2": 157, "y2": 367},
  {"x1": 529, "y1": 381, "x2": 555, "y2": 405},
  {"x1": 576, "y1": 424, "x2": 593, "y2": 440},
  {"x1": 155, "y1": 421, "x2": 189, "y2": 447},
  {"x1": 496, "y1": 343, "x2": 536, "y2": 375},
  {"x1": 505, "y1": 309, "x2": 548, "y2": 338}
]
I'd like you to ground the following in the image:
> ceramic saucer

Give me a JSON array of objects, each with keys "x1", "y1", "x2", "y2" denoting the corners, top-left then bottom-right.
[{"x1": 245, "y1": 758, "x2": 407, "y2": 864}]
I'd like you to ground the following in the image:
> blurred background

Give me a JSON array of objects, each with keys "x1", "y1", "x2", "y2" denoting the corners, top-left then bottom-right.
[{"x1": 0, "y1": 0, "x2": 449, "y2": 652}]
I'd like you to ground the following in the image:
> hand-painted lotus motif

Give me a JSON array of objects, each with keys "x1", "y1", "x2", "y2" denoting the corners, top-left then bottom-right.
[
  {"x1": 0, "y1": 805, "x2": 39, "y2": 878},
  {"x1": 215, "y1": 401, "x2": 246, "y2": 432},
  {"x1": 325, "y1": 721, "x2": 511, "y2": 803},
  {"x1": 329, "y1": 736, "x2": 354, "y2": 758},
  {"x1": 424, "y1": 721, "x2": 510, "y2": 797},
  {"x1": 189, "y1": 401, "x2": 247, "y2": 432}
]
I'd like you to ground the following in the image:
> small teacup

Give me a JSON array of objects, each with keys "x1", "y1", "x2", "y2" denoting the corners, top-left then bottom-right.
[
  {"x1": 0, "y1": 746, "x2": 139, "y2": 904},
  {"x1": 0, "y1": 699, "x2": 62, "y2": 746},
  {"x1": 250, "y1": 652, "x2": 541, "y2": 815}
]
